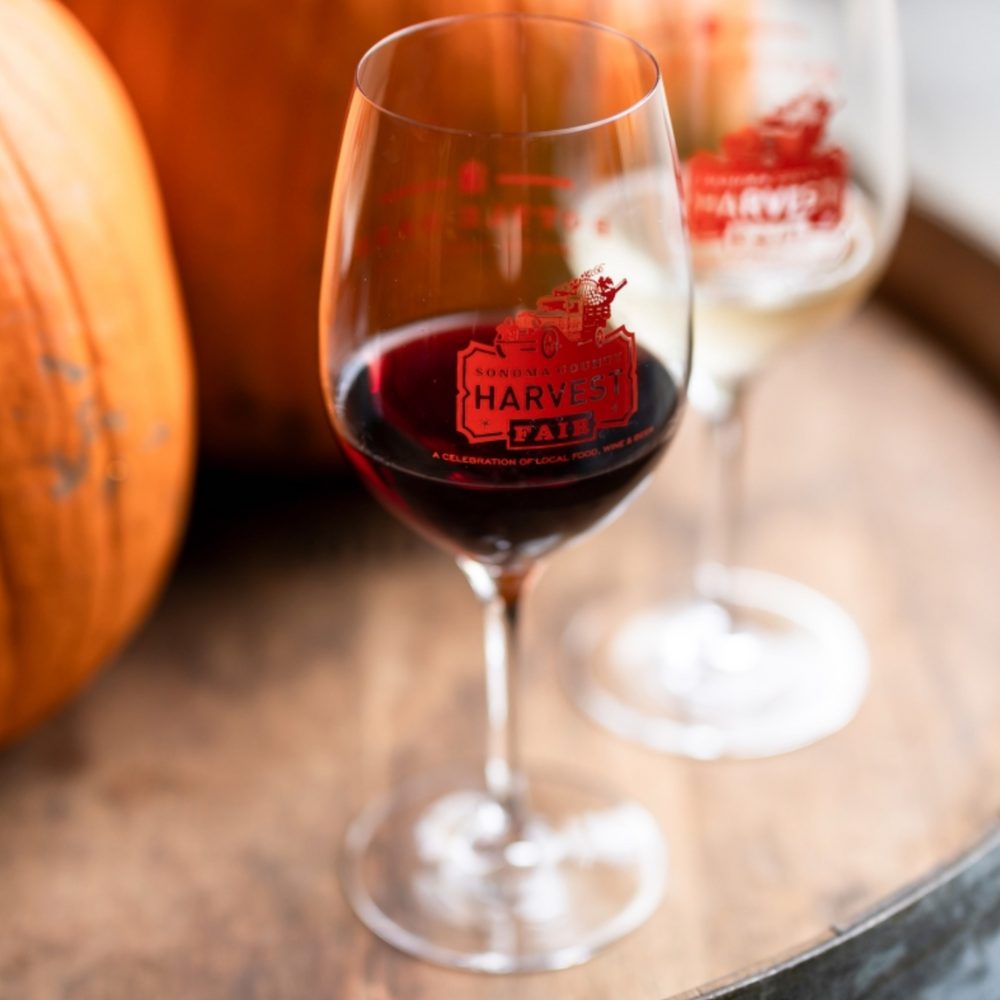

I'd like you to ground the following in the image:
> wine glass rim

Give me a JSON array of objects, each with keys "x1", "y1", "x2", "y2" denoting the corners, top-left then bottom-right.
[{"x1": 353, "y1": 11, "x2": 663, "y2": 139}]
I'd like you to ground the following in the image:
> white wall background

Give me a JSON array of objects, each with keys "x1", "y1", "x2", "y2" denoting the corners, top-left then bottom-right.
[{"x1": 901, "y1": 0, "x2": 1000, "y2": 255}]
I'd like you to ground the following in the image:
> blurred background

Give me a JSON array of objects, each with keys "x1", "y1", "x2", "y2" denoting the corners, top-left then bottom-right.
[
  {"x1": 903, "y1": 0, "x2": 1000, "y2": 256},
  {"x1": 1, "y1": 0, "x2": 998, "y2": 997}
]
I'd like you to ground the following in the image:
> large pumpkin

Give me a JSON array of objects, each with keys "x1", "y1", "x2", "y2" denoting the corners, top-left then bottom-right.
[
  {"x1": 0, "y1": 0, "x2": 193, "y2": 743},
  {"x1": 59, "y1": 0, "x2": 747, "y2": 467}
]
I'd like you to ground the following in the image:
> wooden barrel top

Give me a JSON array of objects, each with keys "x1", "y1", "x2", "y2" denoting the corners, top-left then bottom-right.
[{"x1": 1, "y1": 293, "x2": 999, "y2": 998}]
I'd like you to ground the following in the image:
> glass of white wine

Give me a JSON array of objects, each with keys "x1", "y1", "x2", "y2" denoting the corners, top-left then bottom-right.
[{"x1": 562, "y1": 0, "x2": 907, "y2": 759}]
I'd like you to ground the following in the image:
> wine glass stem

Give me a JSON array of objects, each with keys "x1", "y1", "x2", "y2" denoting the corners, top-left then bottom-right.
[
  {"x1": 694, "y1": 385, "x2": 747, "y2": 611},
  {"x1": 484, "y1": 577, "x2": 527, "y2": 830},
  {"x1": 459, "y1": 559, "x2": 532, "y2": 834}
]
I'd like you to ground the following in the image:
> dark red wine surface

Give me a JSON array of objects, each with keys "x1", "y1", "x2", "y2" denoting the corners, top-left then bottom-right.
[{"x1": 335, "y1": 318, "x2": 683, "y2": 566}]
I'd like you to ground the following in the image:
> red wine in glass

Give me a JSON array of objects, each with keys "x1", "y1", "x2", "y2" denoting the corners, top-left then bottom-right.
[{"x1": 336, "y1": 317, "x2": 684, "y2": 565}]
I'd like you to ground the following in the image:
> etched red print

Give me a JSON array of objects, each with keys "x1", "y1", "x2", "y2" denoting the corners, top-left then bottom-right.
[
  {"x1": 496, "y1": 173, "x2": 575, "y2": 189},
  {"x1": 456, "y1": 268, "x2": 638, "y2": 450},
  {"x1": 458, "y1": 159, "x2": 488, "y2": 195},
  {"x1": 686, "y1": 94, "x2": 847, "y2": 240}
]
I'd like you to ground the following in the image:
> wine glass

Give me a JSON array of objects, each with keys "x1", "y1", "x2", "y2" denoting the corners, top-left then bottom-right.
[
  {"x1": 561, "y1": 0, "x2": 907, "y2": 759},
  {"x1": 319, "y1": 14, "x2": 691, "y2": 973}
]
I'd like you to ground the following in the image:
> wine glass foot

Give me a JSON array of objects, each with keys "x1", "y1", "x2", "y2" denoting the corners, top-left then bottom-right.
[
  {"x1": 341, "y1": 765, "x2": 666, "y2": 973},
  {"x1": 560, "y1": 568, "x2": 869, "y2": 760}
]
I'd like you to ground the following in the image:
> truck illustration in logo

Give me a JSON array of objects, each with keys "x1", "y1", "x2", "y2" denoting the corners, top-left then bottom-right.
[
  {"x1": 494, "y1": 268, "x2": 629, "y2": 360},
  {"x1": 456, "y1": 267, "x2": 638, "y2": 450}
]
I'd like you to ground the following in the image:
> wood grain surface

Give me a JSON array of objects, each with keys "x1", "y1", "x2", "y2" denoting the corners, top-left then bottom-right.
[
  {"x1": 1, "y1": 303, "x2": 998, "y2": 999},
  {"x1": 683, "y1": 826, "x2": 1000, "y2": 999}
]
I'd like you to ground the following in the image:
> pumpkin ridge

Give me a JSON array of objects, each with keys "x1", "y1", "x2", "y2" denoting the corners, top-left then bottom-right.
[
  {"x1": 0, "y1": 187, "x2": 96, "y2": 513},
  {"x1": 0, "y1": 8, "x2": 130, "y2": 446},
  {"x1": 0, "y1": 108, "x2": 123, "y2": 705},
  {"x1": 0, "y1": 75, "x2": 77, "y2": 456},
  {"x1": 0, "y1": 129, "x2": 83, "y2": 726}
]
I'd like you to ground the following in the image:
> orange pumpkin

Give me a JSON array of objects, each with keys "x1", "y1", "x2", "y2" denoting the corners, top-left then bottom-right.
[
  {"x1": 59, "y1": 0, "x2": 748, "y2": 467},
  {"x1": 0, "y1": 0, "x2": 194, "y2": 743}
]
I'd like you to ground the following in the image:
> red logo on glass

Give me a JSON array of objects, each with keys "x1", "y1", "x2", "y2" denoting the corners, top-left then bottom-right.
[
  {"x1": 687, "y1": 94, "x2": 847, "y2": 240},
  {"x1": 456, "y1": 268, "x2": 637, "y2": 450}
]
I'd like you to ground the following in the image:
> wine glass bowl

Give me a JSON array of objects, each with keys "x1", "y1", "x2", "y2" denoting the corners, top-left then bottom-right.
[{"x1": 320, "y1": 14, "x2": 691, "y2": 972}]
